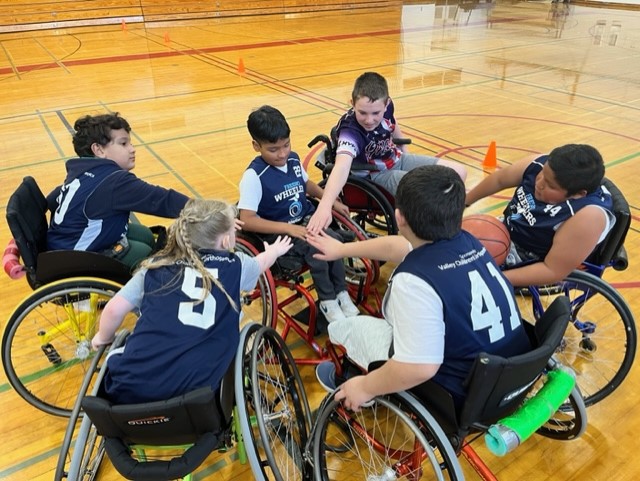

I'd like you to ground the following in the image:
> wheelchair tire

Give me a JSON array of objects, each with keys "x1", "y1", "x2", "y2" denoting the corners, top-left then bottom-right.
[
  {"x1": 536, "y1": 385, "x2": 587, "y2": 441},
  {"x1": 2, "y1": 277, "x2": 135, "y2": 417},
  {"x1": 320, "y1": 175, "x2": 398, "y2": 236},
  {"x1": 312, "y1": 390, "x2": 464, "y2": 481},
  {"x1": 235, "y1": 324, "x2": 312, "y2": 481},
  {"x1": 520, "y1": 270, "x2": 636, "y2": 407},
  {"x1": 235, "y1": 238, "x2": 278, "y2": 329}
]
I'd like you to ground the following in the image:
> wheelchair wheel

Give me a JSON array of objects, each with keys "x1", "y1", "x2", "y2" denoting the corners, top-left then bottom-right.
[
  {"x1": 2, "y1": 277, "x2": 136, "y2": 417},
  {"x1": 312, "y1": 390, "x2": 464, "y2": 481},
  {"x1": 331, "y1": 209, "x2": 381, "y2": 286},
  {"x1": 236, "y1": 238, "x2": 278, "y2": 329},
  {"x1": 321, "y1": 175, "x2": 398, "y2": 236},
  {"x1": 536, "y1": 386, "x2": 587, "y2": 441},
  {"x1": 235, "y1": 324, "x2": 312, "y2": 480},
  {"x1": 518, "y1": 270, "x2": 636, "y2": 407}
]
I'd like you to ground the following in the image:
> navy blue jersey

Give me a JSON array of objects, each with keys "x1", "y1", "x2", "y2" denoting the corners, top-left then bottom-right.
[
  {"x1": 504, "y1": 156, "x2": 613, "y2": 259},
  {"x1": 247, "y1": 153, "x2": 315, "y2": 224},
  {"x1": 104, "y1": 250, "x2": 242, "y2": 404},
  {"x1": 335, "y1": 99, "x2": 402, "y2": 171},
  {"x1": 47, "y1": 157, "x2": 188, "y2": 252},
  {"x1": 391, "y1": 232, "x2": 531, "y2": 402}
]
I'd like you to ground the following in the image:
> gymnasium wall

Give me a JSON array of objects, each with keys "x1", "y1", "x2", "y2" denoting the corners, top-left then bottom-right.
[{"x1": 0, "y1": 0, "x2": 399, "y2": 33}]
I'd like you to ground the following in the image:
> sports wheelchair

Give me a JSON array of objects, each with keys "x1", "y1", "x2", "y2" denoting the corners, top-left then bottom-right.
[
  {"x1": 2, "y1": 176, "x2": 135, "y2": 417},
  {"x1": 235, "y1": 209, "x2": 382, "y2": 365},
  {"x1": 307, "y1": 128, "x2": 404, "y2": 236},
  {"x1": 513, "y1": 177, "x2": 636, "y2": 407},
  {"x1": 54, "y1": 322, "x2": 313, "y2": 481}
]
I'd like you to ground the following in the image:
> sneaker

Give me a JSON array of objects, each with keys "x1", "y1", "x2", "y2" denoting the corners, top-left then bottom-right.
[
  {"x1": 319, "y1": 299, "x2": 347, "y2": 323},
  {"x1": 316, "y1": 361, "x2": 338, "y2": 392},
  {"x1": 336, "y1": 290, "x2": 360, "y2": 317}
]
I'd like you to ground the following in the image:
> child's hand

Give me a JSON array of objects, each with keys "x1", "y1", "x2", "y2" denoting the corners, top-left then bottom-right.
[
  {"x1": 264, "y1": 235, "x2": 294, "y2": 257},
  {"x1": 332, "y1": 200, "x2": 350, "y2": 218},
  {"x1": 91, "y1": 332, "x2": 113, "y2": 351},
  {"x1": 307, "y1": 230, "x2": 344, "y2": 261},
  {"x1": 234, "y1": 218, "x2": 245, "y2": 231},
  {"x1": 287, "y1": 224, "x2": 308, "y2": 240}
]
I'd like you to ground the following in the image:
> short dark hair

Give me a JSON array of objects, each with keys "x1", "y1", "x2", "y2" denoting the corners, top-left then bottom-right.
[
  {"x1": 547, "y1": 144, "x2": 605, "y2": 196},
  {"x1": 351, "y1": 72, "x2": 390, "y2": 103},
  {"x1": 247, "y1": 105, "x2": 291, "y2": 144},
  {"x1": 395, "y1": 165, "x2": 465, "y2": 241},
  {"x1": 72, "y1": 113, "x2": 131, "y2": 157}
]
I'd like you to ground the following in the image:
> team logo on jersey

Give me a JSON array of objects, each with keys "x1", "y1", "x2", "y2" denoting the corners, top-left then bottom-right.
[{"x1": 507, "y1": 186, "x2": 537, "y2": 226}]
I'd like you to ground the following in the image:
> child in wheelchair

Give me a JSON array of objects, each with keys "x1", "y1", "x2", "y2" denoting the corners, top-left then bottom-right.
[
  {"x1": 91, "y1": 198, "x2": 293, "y2": 404},
  {"x1": 309, "y1": 165, "x2": 531, "y2": 411},
  {"x1": 46, "y1": 112, "x2": 191, "y2": 268},
  {"x1": 238, "y1": 105, "x2": 360, "y2": 324},
  {"x1": 465, "y1": 143, "x2": 616, "y2": 287},
  {"x1": 307, "y1": 71, "x2": 467, "y2": 233}
]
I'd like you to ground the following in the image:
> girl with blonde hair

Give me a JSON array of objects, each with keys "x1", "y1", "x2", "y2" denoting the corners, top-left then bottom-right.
[{"x1": 92, "y1": 198, "x2": 292, "y2": 404}]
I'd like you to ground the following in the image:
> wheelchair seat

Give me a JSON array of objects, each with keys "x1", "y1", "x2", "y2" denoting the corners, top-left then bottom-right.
[
  {"x1": 409, "y1": 296, "x2": 572, "y2": 449},
  {"x1": 81, "y1": 386, "x2": 229, "y2": 481},
  {"x1": 6, "y1": 176, "x2": 131, "y2": 289}
]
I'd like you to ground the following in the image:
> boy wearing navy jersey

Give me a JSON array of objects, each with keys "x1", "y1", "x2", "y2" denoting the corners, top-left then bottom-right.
[
  {"x1": 237, "y1": 105, "x2": 359, "y2": 324},
  {"x1": 465, "y1": 144, "x2": 614, "y2": 287},
  {"x1": 310, "y1": 165, "x2": 530, "y2": 411},
  {"x1": 47, "y1": 113, "x2": 189, "y2": 267}
]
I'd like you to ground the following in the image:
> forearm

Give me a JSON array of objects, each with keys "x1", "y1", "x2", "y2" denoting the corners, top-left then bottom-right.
[
  {"x1": 503, "y1": 260, "x2": 571, "y2": 288},
  {"x1": 241, "y1": 215, "x2": 292, "y2": 236},
  {"x1": 465, "y1": 175, "x2": 504, "y2": 206},
  {"x1": 363, "y1": 360, "x2": 437, "y2": 396},
  {"x1": 345, "y1": 235, "x2": 411, "y2": 263},
  {"x1": 316, "y1": 160, "x2": 350, "y2": 210}
]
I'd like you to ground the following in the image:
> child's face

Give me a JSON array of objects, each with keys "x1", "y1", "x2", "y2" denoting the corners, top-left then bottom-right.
[
  {"x1": 93, "y1": 128, "x2": 136, "y2": 171},
  {"x1": 352, "y1": 96, "x2": 388, "y2": 132},
  {"x1": 534, "y1": 163, "x2": 570, "y2": 204},
  {"x1": 252, "y1": 138, "x2": 291, "y2": 167}
]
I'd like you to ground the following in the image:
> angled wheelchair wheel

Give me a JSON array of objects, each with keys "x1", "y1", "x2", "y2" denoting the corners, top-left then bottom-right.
[
  {"x1": 2, "y1": 277, "x2": 136, "y2": 417},
  {"x1": 331, "y1": 209, "x2": 381, "y2": 286},
  {"x1": 236, "y1": 324, "x2": 312, "y2": 480},
  {"x1": 236, "y1": 238, "x2": 278, "y2": 329},
  {"x1": 536, "y1": 386, "x2": 587, "y2": 441},
  {"x1": 519, "y1": 270, "x2": 636, "y2": 407},
  {"x1": 312, "y1": 390, "x2": 464, "y2": 481},
  {"x1": 54, "y1": 332, "x2": 128, "y2": 481},
  {"x1": 321, "y1": 176, "x2": 398, "y2": 236}
]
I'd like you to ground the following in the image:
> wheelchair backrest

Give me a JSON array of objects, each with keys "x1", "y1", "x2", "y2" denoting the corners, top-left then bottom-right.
[
  {"x1": 585, "y1": 178, "x2": 630, "y2": 268},
  {"x1": 81, "y1": 386, "x2": 226, "y2": 446},
  {"x1": 458, "y1": 296, "x2": 571, "y2": 431},
  {"x1": 6, "y1": 176, "x2": 49, "y2": 286}
]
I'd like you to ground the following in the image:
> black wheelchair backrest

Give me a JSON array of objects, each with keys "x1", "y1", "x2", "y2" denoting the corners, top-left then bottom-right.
[
  {"x1": 82, "y1": 386, "x2": 225, "y2": 481},
  {"x1": 6, "y1": 176, "x2": 49, "y2": 283},
  {"x1": 458, "y1": 296, "x2": 571, "y2": 430},
  {"x1": 587, "y1": 177, "x2": 630, "y2": 268}
]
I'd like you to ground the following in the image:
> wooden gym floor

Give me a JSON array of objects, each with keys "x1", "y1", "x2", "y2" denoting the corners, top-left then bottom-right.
[{"x1": 1, "y1": 1, "x2": 639, "y2": 479}]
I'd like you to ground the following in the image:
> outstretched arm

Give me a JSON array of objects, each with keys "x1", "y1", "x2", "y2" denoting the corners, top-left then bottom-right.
[
  {"x1": 306, "y1": 154, "x2": 353, "y2": 233},
  {"x1": 307, "y1": 230, "x2": 412, "y2": 264},
  {"x1": 465, "y1": 155, "x2": 535, "y2": 207}
]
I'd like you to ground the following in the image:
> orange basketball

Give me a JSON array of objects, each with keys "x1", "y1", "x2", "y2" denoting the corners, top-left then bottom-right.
[{"x1": 461, "y1": 214, "x2": 510, "y2": 265}]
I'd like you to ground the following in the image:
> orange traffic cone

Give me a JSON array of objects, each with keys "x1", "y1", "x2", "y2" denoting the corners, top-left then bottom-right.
[
  {"x1": 121, "y1": 19, "x2": 127, "y2": 31},
  {"x1": 483, "y1": 140, "x2": 497, "y2": 169},
  {"x1": 238, "y1": 58, "x2": 246, "y2": 75},
  {"x1": 164, "y1": 32, "x2": 171, "y2": 43}
]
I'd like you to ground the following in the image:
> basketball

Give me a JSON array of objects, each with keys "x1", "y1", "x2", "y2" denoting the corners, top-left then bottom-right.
[{"x1": 461, "y1": 214, "x2": 510, "y2": 265}]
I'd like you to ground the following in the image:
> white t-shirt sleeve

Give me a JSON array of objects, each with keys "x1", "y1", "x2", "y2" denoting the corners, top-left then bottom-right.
[
  {"x1": 384, "y1": 272, "x2": 444, "y2": 365},
  {"x1": 237, "y1": 169, "x2": 263, "y2": 212},
  {"x1": 237, "y1": 251, "x2": 261, "y2": 292},
  {"x1": 116, "y1": 268, "x2": 146, "y2": 308}
]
